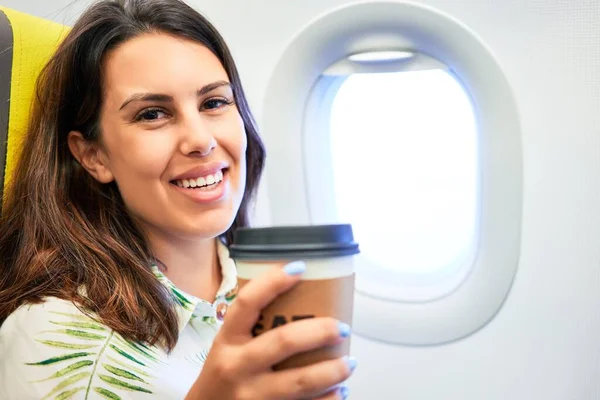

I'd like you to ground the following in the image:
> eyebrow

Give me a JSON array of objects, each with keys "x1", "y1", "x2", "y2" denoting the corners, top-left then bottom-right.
[{"x1": 119, "y1": 80, "x2": 232, "y2": 111}]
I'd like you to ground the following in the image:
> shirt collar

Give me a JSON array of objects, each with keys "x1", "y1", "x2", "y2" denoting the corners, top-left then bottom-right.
[{"x1": 151, "y1": 239, "x2": 238, "y2": 333}]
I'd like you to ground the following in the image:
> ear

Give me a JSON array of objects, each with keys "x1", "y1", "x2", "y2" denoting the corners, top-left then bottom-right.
[{"x1": 68, "y1": 131, "x2": 115, "y2": 184}]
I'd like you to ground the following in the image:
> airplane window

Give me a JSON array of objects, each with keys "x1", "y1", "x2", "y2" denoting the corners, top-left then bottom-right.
[
  {"x1": 262, "y1": 0, "x2": 522, "y2": 344},
  {"x1": 329, "y1": 69, "x2": 478, "y2": 276}
]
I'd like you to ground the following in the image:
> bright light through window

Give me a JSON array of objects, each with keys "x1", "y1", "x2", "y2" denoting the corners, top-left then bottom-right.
[{"x1": 329, "y1": 69, "x2": 478, "y2": 274}]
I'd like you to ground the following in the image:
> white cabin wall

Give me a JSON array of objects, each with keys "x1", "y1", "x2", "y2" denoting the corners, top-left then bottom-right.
[
  {"x1": 0, "y1": 0, "x2": 95, "y2": 25},
  {"x1": 191, "y1": 1, "x2": 600, "y2": 398}
]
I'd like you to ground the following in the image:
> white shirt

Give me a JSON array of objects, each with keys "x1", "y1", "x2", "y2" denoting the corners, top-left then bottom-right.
[{"x1": 0, "y1": 241, "x2": 238, "y2": 399}]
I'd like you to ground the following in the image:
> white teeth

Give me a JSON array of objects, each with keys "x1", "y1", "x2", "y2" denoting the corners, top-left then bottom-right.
[{"x1": 175, "y1": 169, "x2": 225, "y2": 189}]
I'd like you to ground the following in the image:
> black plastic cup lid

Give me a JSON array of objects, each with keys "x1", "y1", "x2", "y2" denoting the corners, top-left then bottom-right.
[{"x1": 229, "y1": 224, "x2": 360, "y2": 260}]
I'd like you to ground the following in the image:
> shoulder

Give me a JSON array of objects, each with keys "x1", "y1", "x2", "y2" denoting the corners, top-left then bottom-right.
[
  {"x1": 0, "y1": 297, "x2": 92, "y2": 343},
  {"x1": 2, "y1": 296, "x2": 86, "y2": 327},
  {"x1": 0, "y1": 297, "x2": 166, "y2": 399},
  {"x1": 0, "y1": 298, "x2": 105, "y2": 399}
]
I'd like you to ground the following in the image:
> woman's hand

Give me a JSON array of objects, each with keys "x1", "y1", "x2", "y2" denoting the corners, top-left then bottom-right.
[{"x1": 185, "y1": 261, "x2": 355, "y2": 400}]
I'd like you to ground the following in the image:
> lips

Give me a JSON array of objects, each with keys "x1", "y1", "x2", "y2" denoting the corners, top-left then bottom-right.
[
  {"x1": 173, "y1": 169, "x2": 224, "y2": 188},
  {"x1": 170, "y1": 168, "x2": 229, "y2": 204},
  {"x1": 170, "y1": 161, "x2": 229, "y2": 182},
  {"x1": 168, "y1": 161, "x2": 231, "y2": 203}
]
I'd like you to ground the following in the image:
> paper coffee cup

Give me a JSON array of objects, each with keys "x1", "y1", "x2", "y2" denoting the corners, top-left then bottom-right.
[{"x1": 229, "y1": 224, "x2": 359, "y2": 370}]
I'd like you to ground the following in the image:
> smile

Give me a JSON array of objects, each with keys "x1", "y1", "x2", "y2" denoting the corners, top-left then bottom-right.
[
  {"x1": 172, "y1": 169, "x2": 224, "y2": 190},
  {"x1": 169, "y1": 168, "x2": 229, "y2": 204}
]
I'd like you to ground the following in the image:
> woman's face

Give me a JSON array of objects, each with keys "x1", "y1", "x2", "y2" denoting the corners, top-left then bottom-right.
[{"x1": 89, "y1": 33, "x2": 247, "y2": 241}]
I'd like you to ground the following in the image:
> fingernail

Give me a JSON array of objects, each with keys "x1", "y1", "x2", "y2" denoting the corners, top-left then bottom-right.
[
  {"x1": 283, "y1": 261, "x2": 306, "y2": 276},
  {"x1": 338, "y1": 321, "x2": 351, "y2": 338},
  {"x1": 344, "y1": 356, "x2": 357, "y2": 372},
  {"x1": 339, "y1": 385, "x2": 349, "y2": 399}
]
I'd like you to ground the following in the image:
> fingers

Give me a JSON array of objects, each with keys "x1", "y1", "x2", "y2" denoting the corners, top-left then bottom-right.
[
  {"x1": 265, "y1": 356, "x2": 356, "y2": 400},
  {"x1": 312, "y1": 385, "x2": 349, "y2": 400},
  {"x1": 243, "y1": 317, "x2": 350, "y2": 370},
  {"x1": 222, "y1": 261, "x2": 306, "y2": 340}
]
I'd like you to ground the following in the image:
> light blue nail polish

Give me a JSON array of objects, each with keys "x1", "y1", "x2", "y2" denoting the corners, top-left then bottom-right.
[
  {"x1": 338, "y1": 322, "x2": 351, "y2": 338},
  {"x1": 283, "y1": 261, "x2": 306, "y2": 276},
  {"x1": 345, "y1": 356, "x2": 357, "y2": 372},
  {"x1": 339, "y1": 385, "x2": 349, "y2": 399}
]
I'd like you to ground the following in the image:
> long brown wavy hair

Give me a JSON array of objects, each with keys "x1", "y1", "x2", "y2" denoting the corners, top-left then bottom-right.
[{"x1": 0, "y1": 0, "x2": 265, "y2": 351}]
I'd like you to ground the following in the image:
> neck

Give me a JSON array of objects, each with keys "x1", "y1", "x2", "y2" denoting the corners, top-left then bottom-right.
[{"x1": 148, "y1": 232, "x2": 222, "y2": 302}]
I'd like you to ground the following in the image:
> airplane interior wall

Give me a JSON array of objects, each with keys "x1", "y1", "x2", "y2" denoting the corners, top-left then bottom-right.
[
  {"x1": 1, "y1": 0, "x2": 599, "y2": 398},
  {"x1": 186, "y1": 1, "x2": 600, "y2": 398}
]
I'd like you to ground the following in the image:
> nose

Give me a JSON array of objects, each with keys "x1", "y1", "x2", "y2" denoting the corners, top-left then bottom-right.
[{"x1": 178, "y1": 109, "x2": 217, "y2": 157}]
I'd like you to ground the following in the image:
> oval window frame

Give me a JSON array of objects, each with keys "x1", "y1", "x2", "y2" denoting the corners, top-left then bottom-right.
[{"x1": 261, "y1": 0, "x2": 522, "y2": 345}]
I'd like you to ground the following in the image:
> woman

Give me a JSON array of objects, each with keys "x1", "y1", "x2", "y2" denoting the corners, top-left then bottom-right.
[{"x1": 0, "y1": 0, "x2": 355, "y2": 398}]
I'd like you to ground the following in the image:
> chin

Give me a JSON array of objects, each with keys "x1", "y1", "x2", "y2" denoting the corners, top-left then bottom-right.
[{"x1": 177, "y1": 204, "x2": 239, "y2": 240}]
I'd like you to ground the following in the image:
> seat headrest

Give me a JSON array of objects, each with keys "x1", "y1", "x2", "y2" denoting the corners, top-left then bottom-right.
[{"x1": 0, "y1": 7, "x2": 69, "y2": 204}]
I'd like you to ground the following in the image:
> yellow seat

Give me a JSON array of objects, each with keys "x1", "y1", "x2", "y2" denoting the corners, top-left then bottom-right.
[{"x1": 0, "y1": 7, "x2": 69, "y2": 206}]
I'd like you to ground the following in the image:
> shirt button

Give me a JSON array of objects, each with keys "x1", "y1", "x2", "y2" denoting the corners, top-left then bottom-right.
[{"x1": 216, "y1": 302, "x2": 229, "y2": 321}]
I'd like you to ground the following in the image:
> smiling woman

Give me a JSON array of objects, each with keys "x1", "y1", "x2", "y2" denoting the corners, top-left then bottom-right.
[
  {"x1": 68, "y1": 32, "x2": 248, "y2": 248},
  {"x1": 0, "y1": 1, "x2": 355, "y2": 399}
]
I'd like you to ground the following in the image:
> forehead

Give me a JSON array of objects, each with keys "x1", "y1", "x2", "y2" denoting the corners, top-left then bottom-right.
[{"x1": 102, "y1": 33, "x2": 229, "y2": 101}]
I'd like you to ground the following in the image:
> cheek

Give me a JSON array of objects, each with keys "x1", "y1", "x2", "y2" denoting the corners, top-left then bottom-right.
[
  {"x1": 104, "y1": 129, "x2": 175, "y2": 180},
  {"x1": 235, "y1": 114, "x2": 249, "y2": 160},
  {"x1": 237, "y1": 133, "x2": 249, "y2": 202},
  {"x1": 218, "y1": 113, "x2": 248, "y2": 166},
  {"x1": 218, "y1": 117, "x2": 248, "y2": 198},
  {"x1": 238, "y1": 133, "x2": 248, "y2": 166},
  {"x1": 233, "y1": 125, "x2": 248, "y2": 184}
]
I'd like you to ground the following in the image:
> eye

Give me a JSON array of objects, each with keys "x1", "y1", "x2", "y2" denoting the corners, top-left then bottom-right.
[
  {"x1": 202, "y1": 97, "x2": 234, "y2": 111},
  {"x1": 135, "y1": 108, "x2": 169, "y2": 122}
]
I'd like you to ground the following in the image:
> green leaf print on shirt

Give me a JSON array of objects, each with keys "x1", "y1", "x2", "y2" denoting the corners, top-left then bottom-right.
[
  {"x1": 25, "y1": 311, "x2": 159, "y2": 400},
  {"x1": 185, "y1": 348, "x2": 210, "y2": 368}
]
